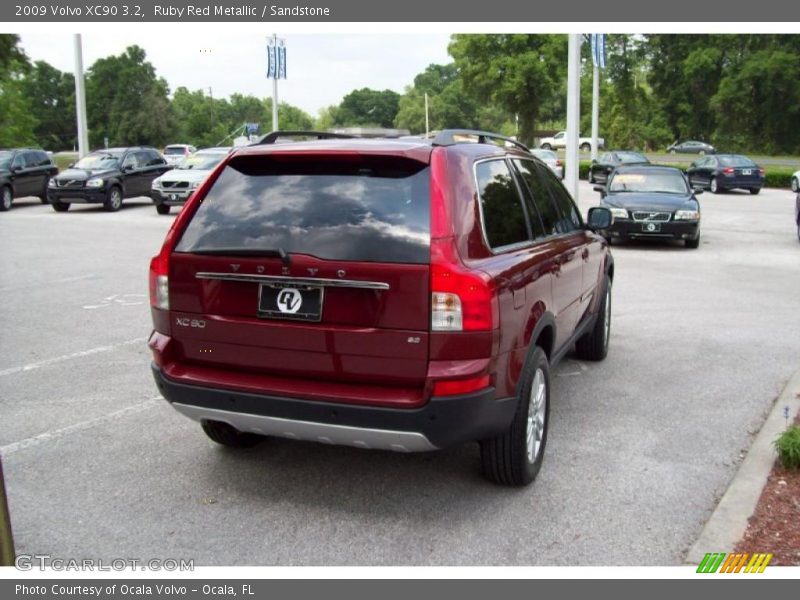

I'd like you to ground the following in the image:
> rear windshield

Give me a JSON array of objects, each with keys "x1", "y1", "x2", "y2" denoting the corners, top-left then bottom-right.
[
  {"x1": 609, "y1": 171, "x2": 688, "y2": 194},
  {"x1": 718, "y1": 155, "x2": 756, "y2": 167},
  {"x1": 616, "y1": 152, "x2": 648, "y2": 164},
  {"x1": 164, "y1": 147, "x2": 188, "y2": 155},
  {"x1": 176, "y1": 154, "x2": 431, "y2": 264}
]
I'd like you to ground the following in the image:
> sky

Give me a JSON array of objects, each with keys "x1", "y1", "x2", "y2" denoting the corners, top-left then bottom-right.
[{"x1": 17, "y1": 33, "x2": 453, "y2": 117}]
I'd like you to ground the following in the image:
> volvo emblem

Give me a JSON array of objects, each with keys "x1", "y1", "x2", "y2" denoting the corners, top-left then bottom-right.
[
  {"x1": 307, "y1": 268, "x2": 319, "y2": 276},
  {"x1": 337, "y1": 269, "x2": 346, "y2": 278},
  {"x1": 257, "y1": 266, "x2": 265, "y2": 274},
  {"x1": 230, "y1": 264, "x2": 240, "y2": 272}
]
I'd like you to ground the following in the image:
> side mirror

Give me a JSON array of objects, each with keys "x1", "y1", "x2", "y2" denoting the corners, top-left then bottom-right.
[
  {"x1": 587, "y1": 207, "x2": 613, "y2": 231},
  {"x1": 692, "y1": 187, "x2": 704, "y2": 195},
  {"x1": 122, "y1": 164, "x2": 134, "y2": 172},
  {"x1": 593, "y1": 185, "x2": 607, "y2": 198},
  {"x1": 10, "y1": 166, "x2": 21, "y2": 173}
]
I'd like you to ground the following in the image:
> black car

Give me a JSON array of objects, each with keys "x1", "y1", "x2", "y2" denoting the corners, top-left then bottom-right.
[
  {"x1": 666, "y1": 140, "x2": 715, "y2": 155},
  {"x1": 587, "y1": 150, "x2": 650, "y2": 184},
  {"x1": 47, "y1": 147, "x2": 171, "y2": 212},
  {"x1": 594, "y1": 165, "x2": 702, "y2": 248},
  {"x1": 0, "y1": 148, "x2": 58, "y2": 211},
  {"x1": 686, "y1": 154, "x2": 764, "y2": 195}
]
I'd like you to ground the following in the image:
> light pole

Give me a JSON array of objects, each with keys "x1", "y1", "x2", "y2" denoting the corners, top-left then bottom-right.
[
  {"x1": 565, "y1": 34, "x2": 582, "y2": 201},
  {"x1": 73, "y1": 34, "x2": 90, "y2": 157}
]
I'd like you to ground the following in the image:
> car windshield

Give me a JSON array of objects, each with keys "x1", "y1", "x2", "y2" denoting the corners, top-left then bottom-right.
[
  {"x1": 718, "y1": 155, "x2": 756, "y2": 167},
  {"x1": 164, "y1": 147, "x2": 188, "y2": 155},
  {"x1": 609, "y1": 171, "x2": 688, "y2": 194},
  {"x1": 73, "y1": 154, "x2": 119, "y2": 169},
  {"x1": 177, "y1": 153, "x2": 225, "y2": 170},
  {"x1": 0, "y1": 152, "x2": 12, "y2": 170},
  {"x1": 616, "y1": 152, "x2": 648, "y2": 163}
]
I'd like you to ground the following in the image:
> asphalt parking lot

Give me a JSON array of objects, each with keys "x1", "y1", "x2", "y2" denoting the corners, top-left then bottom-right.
[{"x1": 1, "y1": 183, "x2": 799, "y2": 566}]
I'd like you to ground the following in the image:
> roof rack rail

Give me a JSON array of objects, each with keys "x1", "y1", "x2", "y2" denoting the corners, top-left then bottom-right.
[
  {"x1": 253, "y1": 130, "x2": 357, "y2": 145},
  {"x1": 431, "y1": 129, "x2": 530, "y2": 153}
]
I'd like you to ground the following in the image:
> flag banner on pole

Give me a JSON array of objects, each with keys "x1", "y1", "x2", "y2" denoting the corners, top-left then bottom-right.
[
  {"x1": 278, "y1": 44, "x2": 287, "y2": 79},
  {"x1": 267, "y1": 44, "x2": 276, "y2": 79},
  {"x1": 591, "y1": 33, "x2": 606, "y2": 69}
]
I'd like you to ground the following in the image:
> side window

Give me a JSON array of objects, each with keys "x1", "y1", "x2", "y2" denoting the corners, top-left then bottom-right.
[
  {"x1": 143, "y1": 150, "x2": 164, "y2": 166},
  {"x1": 537, "y1": 164, "x2": 583, "y2": 233},
  {"x1": 600, "y1": 153, "x2": 612, "y2": 163},
  {"x1": 36, "y1": 151, "x2": 51, "y2": 166},
  {"x1": 513, "y1": 159, "x2": 560, "y2": 237},
  {"x1": 11, "y1": 153, "x2": 25, "y2": 169},
  {"x1": 121, "y1": 152, "x2": 139, "y2": 170},
  {"x1": 475, "y1": 159, "x2": 531, "y2": 250}
]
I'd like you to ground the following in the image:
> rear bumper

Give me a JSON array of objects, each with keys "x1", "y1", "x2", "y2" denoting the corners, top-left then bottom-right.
[
  {"x1": 605, "y1": 219, "x2": 700, "y2": 240},
  {"x1": 151, "y1": 363, "x2": 517, "y2": 451}
]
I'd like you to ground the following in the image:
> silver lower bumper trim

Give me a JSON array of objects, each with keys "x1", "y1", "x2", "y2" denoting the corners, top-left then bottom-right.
[{"x1": 171, "y1": 402, "x2": 438, "y2": 453}]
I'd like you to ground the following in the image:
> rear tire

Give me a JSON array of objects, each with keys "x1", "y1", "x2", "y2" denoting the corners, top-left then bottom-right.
[
  {"x1": 103, "y1": 186, "x2": 123, "y2": 212},
  {"x1": 580, "y1": 142, "x2": 591, "y2": 152},
  {"x1": 0, "y1": 186, "x2": 12, "y2": 211},
  {"x1": 155, "y1": 204, "x2": 171, "y2": 215},
  {"x1": 749, "y1": 188, "x2": 760, "y2": 195},
  {"x1": 685, "y1": 234, "x2": 700, "y2": 249},
  {"x1": 791, "y1": 177, "x2": 799, "y2": 193},
  {"x1": 541, "y1": 143, "x2": 552, "y2": 150},
  {"x1": 480, "y1": 346, "x2": 550, "y2": 487},
  {"x1": 710, "y1": 177, "x2": 720, "y2": 194},
  {"x1": 588, "y1": 170, "x2": 595, "y2": 184},
  {"x1": 201, "y1": 420, "x2": 263, "y2": 448},
  {"x1": 51, "y1": 201, "x2": 70, "y2": 212},
  {"x1": 575, "y1": 276, "x2": 611, "y2": 361}
]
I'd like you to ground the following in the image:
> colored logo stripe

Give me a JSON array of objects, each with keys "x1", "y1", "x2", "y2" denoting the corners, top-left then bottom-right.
[{"x1": 696, "y1": 552, "x2": 773, "y2": 573}]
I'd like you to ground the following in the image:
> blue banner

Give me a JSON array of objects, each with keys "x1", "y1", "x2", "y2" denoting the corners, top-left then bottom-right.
[
  {"x1": 591, "y1": 33, "x2": 606, "y2": 69},
  {"x1": 278, "y1": 44, "x2": 287, "y2": 79},
  {"x1": 267, "y1": 43, "x2": 276, "y2": 78}
]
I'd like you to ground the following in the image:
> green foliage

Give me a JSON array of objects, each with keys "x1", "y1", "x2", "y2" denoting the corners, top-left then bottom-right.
[
  {"x1": 21, "y1": 61, "x2": 76, "y2": 150},
  {"x1": 448, "y1": 34, "x2": 566, "y2": 146},
  {"x1": 85, "y1": 45, "x2": 173, "y2": 148},
  {"x1": 774, "y1": 425, "x2": 800, "y2": 470},
  {"x1": 333, "y1": 88, "x2": 400, "y2": 128},
  {"x1": 0, "y1": 35, "x2": 37, "y2": 148}
]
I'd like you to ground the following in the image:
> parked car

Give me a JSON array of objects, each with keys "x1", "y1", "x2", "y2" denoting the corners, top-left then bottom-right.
[
  {"x1": 795, "y1": 192, "x2": 800, "y2": 241},
  {"x1": 147, "y1": 129, "x2": 614, "y2": 487},
  {"x1": 666, "y1": 140, "x2": 715, "y2": 155},
  {"x1": 0, "y1": 148, "x2": 58, "y2": 211},
  {"x1": 531, "y1": 148, "x2": 563, "y2": 179},
  {"x1": 594, "y1": 165, "x2": 701, "y2": 248},
  {"x1": 162, "y1": 144, "x2": 197, "y2": 166},
  {"x1": 48, "y1": 147, "x2": 172, "y2": 212},
  {"x1": 539, "y1": 131, "x2": 604, "y2": 152},
  {"x1": 151, "y1": 147, "x2": 232, "y2": 215},
  {"x1": 686, "y1": 154, "x2": 764, "y2": 195},
  {"x1": 587, "y1": 151, "x2": 650, "y2": 184}
]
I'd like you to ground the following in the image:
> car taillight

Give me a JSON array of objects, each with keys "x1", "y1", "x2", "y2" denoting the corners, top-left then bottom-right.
[
  {"x1": 149, "y1": 252, "x2": 169, "y2": 310},
  {"x1": 430, "y1": 239, "x2": 497, "y2": 332},
  {"x1": 759, "y1": 169, "x2": 765, "y2": 176},
  {"x1": 433, "y1": 375, "x2": 491, "y2": 397},
  {"x1": 722, "y1": 167, "x2": 735, "y2": 175}
]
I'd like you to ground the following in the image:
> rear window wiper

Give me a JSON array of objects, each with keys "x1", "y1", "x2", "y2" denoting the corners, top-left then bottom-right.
[{"x1": 191, "y1": 247, "x2": 291, "y2": 266}]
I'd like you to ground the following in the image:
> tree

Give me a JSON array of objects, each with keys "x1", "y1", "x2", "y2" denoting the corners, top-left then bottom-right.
[
  {"x1": 0, "y1": 34, "x2": 37, "y2": 147},
  {"x1": 448, "y1": 34, "x2": 566, "y2": 145},
  {"x1": 85, "y1": 45, "x2": 173, "y2": 148},
  {"x1": 21, "y1": 61, "x2": 76, "y2": 150},
  {"x1": 333, "y1": 88, "x2": 400, "y2": 128}
]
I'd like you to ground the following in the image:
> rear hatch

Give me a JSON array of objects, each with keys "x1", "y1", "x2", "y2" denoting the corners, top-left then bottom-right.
[{"x1": 168, "y1": 150, "x2": 433, "y2": 399}]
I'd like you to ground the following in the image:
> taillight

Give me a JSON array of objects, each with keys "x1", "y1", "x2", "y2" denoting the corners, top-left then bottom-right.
[
  {"x1": 722, "y1": 167, "x2": 735, "y2": 175},
  {"x1": 430, "y1": 239, "x2": 497, "y2": 332},
  {"x1": 433, "y1": 375, "x2": 491, "y2": 397},
  {"x1": 759, "y1": 168, "x2": 765, "y2": 176},
  {"x1": 149, "y1": 251, "x2": 169, "y2": 310}
]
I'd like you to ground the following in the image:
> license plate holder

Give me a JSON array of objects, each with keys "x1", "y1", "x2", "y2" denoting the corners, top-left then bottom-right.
[
  {"x1": 258, "y1": 284, "x2": 323, "y2": 322},
  {"x1": 642, "y1": 222, "x2": 661, "y2": 233},
  {"x1": 742, "y1": 169, "x2": 752, "y2": 175}
]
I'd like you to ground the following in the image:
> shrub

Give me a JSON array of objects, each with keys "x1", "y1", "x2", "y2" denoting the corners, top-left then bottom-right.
[{"x1": 774, "y1": 425, "x2": 800, "y2": 470}]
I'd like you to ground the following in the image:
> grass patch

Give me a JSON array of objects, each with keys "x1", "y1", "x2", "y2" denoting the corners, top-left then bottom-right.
[{"x1": 775, "y1": 425, "x2": 800, "y2": 470}]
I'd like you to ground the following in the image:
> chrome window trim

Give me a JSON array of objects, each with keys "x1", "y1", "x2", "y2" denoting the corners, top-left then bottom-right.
[{"x1": 195, "y1": 272, "x2": 390, "y2": 290}]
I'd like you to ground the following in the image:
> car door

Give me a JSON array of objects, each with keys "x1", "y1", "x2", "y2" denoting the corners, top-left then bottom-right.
[
  {"x1": 139, "y1": 150, "x2": 168, "y2": 189},
  {"x1": 9, "y1": 152, "x2": 33, "y2": 197},
  {"x1": 689, "y1": 157, "x2": 711, "y2": 188},
  {"x1": 511, "y1": 159, "x2": 584, "y2": 351},
  {"x1": 28, "y1": 151, "x2": 50, "y2": 196},
  {"x1": 121, "y1": 151, "x2": 149, "y2": 197},
  {"x1": 535, "y1": 162, "x2": 601, "y2": 330}
]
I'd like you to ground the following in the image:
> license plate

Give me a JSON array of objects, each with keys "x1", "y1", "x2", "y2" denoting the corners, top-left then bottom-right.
[
  {"x1": 258, "y1": 284, "x2": 323, "y2": 322},
  {"x1": 642, "y1": 222, "x2": 661, "y2": 233},
  {"x1": 742, "y1": 169, "x2": 752, "y2": 175}
]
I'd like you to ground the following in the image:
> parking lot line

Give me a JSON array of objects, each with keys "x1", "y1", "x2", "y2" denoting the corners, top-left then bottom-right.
[
  {"x1": 0, "y1": 396, "x2": 162, "y2": 456},
  {"x1": 0, "y1": 337, "x2": 147, "y2": 378}
]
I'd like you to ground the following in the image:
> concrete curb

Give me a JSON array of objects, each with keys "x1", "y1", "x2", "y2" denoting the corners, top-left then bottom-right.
[{"x1": 686, "y1": 367, "x2": 800, "y2": 564}]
